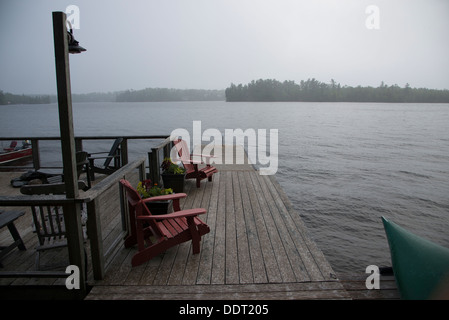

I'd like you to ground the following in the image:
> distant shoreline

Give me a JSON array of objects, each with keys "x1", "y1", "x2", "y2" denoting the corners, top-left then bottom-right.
[
  {"x1": 3, "y1": 79, "x2": 449, "y2": 104},
  {"x1": 225, "y1": 79, "x2": 449, "y2": 103},
  {"x1": 0, "y1": 88, "x2": 225, "y2": 105}
]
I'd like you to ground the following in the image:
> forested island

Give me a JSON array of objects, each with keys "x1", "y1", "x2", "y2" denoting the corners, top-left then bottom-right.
[{"x1": 225, "y1": 79, "x2": 449, "y2": 103}]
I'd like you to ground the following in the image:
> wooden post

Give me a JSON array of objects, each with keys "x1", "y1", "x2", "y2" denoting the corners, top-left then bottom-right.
[
  {"x1": 86, "y1": 199, "x2": 105, "y2": 280},
  {"x1": 53, "y1": 11, "x2": 86, "y2": 295},
  {"x1": 139, "y1": 160, "x2": 146, "y2": 181},
  {"x1": 148, "y1": 149, "x2": 161, "y2": 184},
  {"x1": 31, "y1": 139, "x2": 40, "y2": 170},
  {"x1": 119, "y1": 181, "x2": 128, "y2": 232},
  {"x1": 121, "y1": 138, "x2": 129, "y2": 166},
  {"x1": 53, "y1": 12, "x2": 79, "y2": 199},
  {"x1": 75, "y1": 138, "x2": 83, "y2": 152}
]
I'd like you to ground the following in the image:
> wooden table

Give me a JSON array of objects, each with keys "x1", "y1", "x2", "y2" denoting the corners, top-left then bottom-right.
[{"x1": 0, "y1": 210, "x2": 26, "y2": 267}]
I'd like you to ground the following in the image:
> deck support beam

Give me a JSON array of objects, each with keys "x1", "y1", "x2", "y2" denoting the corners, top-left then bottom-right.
[{"x1": 53, "y1": 11, "x2": 86, "y2": 296}]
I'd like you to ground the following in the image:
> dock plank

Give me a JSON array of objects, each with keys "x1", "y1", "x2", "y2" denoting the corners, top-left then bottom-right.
[
  {"x1": 239, "y1": 171, "x2": 268, "y2": 284},
  {"x1": 195, "y1": 173, "x2": 219, "y2": 285},
  {"x1": 179, "y1": 181, "x2": 205, "y2": 285},
  {"x1": 257, "y1": 174, "x2": 307, "y2": 281},
  {"x1": 249, "y1": 172, "x2": 296, "y2": 283},
  {"x1": 232, "y1": 171, "x2": 253, "y2": 284},
  {"x1": 211, "y1": 171, "x2": 226, "y2": 284},
  {"x1": 225, "y1": 171, "x2": 239, "y2": 284},
  {"x1": 244, "y1": 171, "x2": 281, "y2": 283},
  {"x1": 86, "y1": 281, "x2": 350, "y2": 300}
]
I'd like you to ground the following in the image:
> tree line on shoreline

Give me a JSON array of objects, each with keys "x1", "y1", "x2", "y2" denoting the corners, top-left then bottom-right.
[
  {"x1": 0, "y1": 90, "x2": 51, "y2": 105},
  {"x1": 225, "y1": 79, "x2": 449, "y2": 103},
  {"x1": 0, "y1": 88, "x2": 225, "y2": 105},
  {"x1": 115, "y1": 88, "x2": 225, "y2": 102},
  {"x1": 3, "y1": 79, "x2": 449, "y2": 105}
]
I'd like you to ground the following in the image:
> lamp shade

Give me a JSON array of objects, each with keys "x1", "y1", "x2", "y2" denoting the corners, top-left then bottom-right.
[{"x1": 67, "y1": 29, "x2": 86, "y2": 54}]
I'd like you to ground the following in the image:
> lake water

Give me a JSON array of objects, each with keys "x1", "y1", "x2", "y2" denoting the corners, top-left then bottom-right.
[{"x1": 1, "y1": 101, "x2": 449, "y2": 274}]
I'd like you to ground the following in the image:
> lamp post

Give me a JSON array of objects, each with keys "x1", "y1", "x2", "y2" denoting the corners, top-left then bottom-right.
[{"x1": 52, "y1": 11, "x2": 87, "y2": 296}]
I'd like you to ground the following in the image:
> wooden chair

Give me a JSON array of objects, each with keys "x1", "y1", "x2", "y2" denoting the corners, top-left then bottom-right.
[
  {"x1": 75, "y1": 150, "x2": 91, "y2": 188},
  {"x1": 88, "y1": 138, "x2": 123, "y2": 181},
  {"x1": 13, "y1": 151, "x2": 91, "y2": 189},
  {"x1": 20, "y1": 183, "x2": 88, "y2": 270},
  {"x1": 46, "y1": 151, "x2": 91, "y2": 189},
  {"x1": 120, "y1": 179, "x2": 210, "y2": 267},
  {"x1": 173, "y1": 139, "x2": 218, "y2": 188},
  {"x1": 30, "y1": 205, "x2": 68, "y2": 270}
]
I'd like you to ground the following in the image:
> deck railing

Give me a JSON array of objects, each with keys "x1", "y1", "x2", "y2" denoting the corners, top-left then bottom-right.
[
  {"x1": 0, "y1": 135, "x2": 174, "y2": 297},
  {"x1": 0, "y1": 157, "x2": 146, "y2": 295},
  {"x1": 0, "y1": 135, "x2": 171, "y2": 171}
]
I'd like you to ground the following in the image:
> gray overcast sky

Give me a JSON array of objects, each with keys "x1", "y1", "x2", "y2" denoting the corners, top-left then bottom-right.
[{"x1": 1, "y1": 0, "x2": 448, "y2": 94}]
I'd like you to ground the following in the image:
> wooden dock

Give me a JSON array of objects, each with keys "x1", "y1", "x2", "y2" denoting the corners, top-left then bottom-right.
[
  {"x1": 0, "y1": 158, "x2": 398, "y2": 300},
  {"x1": 86, "y1": 165, "x2": 350, "y2": 300}
]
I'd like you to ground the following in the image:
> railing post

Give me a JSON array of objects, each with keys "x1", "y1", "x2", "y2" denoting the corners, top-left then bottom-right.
[
  {"x1": 120, "y1": 138, "x2": 128, "y2": 166},
  {"x1": 139, "y1": 159, "x2": 145, "y2": 181},
  {"x1": 148, "y1": 148, "x2": 161, "y2": 184},
  {"x1": 75, "y1": 138, "x2": 83, "y2": 152},
  {"x1": 163, "y1": 139, "x2": 172, "y2": 159},
  {"x1": 119, "y1": 180, "x2": 128, "y2": 232},
  {"x1": 31, "y1": 139, "x2": 40, "y2": 170},
  {"x1": 86, "y1": 199, "x2": 105, "y2": 280},
  {"x1": 148, "y1": 151, "x2": 154, "y2": 182}
]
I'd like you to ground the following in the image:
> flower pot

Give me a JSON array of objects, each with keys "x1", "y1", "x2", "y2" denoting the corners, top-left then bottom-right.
[
  {"x1": 145, "y1": 200, "x2": 172, "y2": 215},
  {"x1": 161, "y1": 173, "x2": 186, "y2": 193}
]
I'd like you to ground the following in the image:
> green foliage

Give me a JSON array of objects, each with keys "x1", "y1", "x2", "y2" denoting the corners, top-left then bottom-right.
[
  {"x1": 161, "y1": 157, "x2": 185, "y2": 175},
  {"x1": 225, "y1": 79, "x2": 449, "y2": 103},
  {"x1": 136, "y1": 179, "x2": 173, "y2": 198}
]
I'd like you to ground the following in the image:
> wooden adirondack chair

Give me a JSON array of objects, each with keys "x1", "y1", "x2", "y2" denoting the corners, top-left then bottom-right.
[
  {"x1": 20, "y1": 185, "x2": 88, "y2": 270},
  {"x1": 13, "y1": 151, "x2": 91, "y2": 189},
  {"x1": 30, "y1": 205, "x2": 68, "y2": 270},
  {"x1": 173, "y1": 139, "x2": 218, "y2": 188},
  {"x1": 46, "y1": 151, "x2": 91, "y2": 189},
  {"x1": 88, "y1": 138, "x2": 123, "y2": 181},
  {"x1": 120, "y1": 179, "x2": 210, "y2": 267}
]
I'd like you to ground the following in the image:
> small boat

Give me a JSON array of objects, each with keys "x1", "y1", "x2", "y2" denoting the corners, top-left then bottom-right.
[
  {"x1": 382, "y1": 216, "x2": 449, "y2": 299},
  {"x1": 0, "y1": 140, "x2": 32, "y2": 164}
]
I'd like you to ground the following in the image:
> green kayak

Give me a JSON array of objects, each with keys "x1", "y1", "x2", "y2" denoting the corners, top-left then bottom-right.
[{"x1": 382, "y1": 216, "x2": 449, "y2": 300}]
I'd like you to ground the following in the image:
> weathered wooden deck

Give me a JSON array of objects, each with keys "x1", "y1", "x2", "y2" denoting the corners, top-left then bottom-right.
[
  {"x1": 84, "y1": 161, "x2": 352, "y2": 300},
  {"x1": 0, "y1": 163, "x2": 398, "y2": 300}
]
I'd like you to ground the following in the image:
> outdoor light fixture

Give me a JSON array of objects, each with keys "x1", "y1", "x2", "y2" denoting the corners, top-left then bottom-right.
[{"x1": 67, "y1": 21, "x2": 86, "y2": 54}]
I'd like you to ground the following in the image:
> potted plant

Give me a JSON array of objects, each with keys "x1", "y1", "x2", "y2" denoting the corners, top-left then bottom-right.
[
  {"x1": 161, "y1": 157, "x2": 186, "y2": 193},
  {"x1": 136, "y1": 179, "x2": 173, "y2": 215}
]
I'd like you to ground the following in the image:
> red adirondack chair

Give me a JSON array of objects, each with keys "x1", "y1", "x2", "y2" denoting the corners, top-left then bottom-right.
[
  {"x1": 173, "y1": 139, "x2": 218, "y2": 188},
  {"x1": 120, "y1": 179, "x2": 210, "y2": 267}
]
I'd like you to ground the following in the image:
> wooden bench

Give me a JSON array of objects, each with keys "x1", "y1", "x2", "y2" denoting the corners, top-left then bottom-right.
[{"x1": 0, "y1": 210, "x2": 26, "y2": 267}]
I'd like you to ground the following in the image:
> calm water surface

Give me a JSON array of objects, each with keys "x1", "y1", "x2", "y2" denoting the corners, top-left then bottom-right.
[{"x1": 1, "y1": 101, "x2": 449, "y2": 274}]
